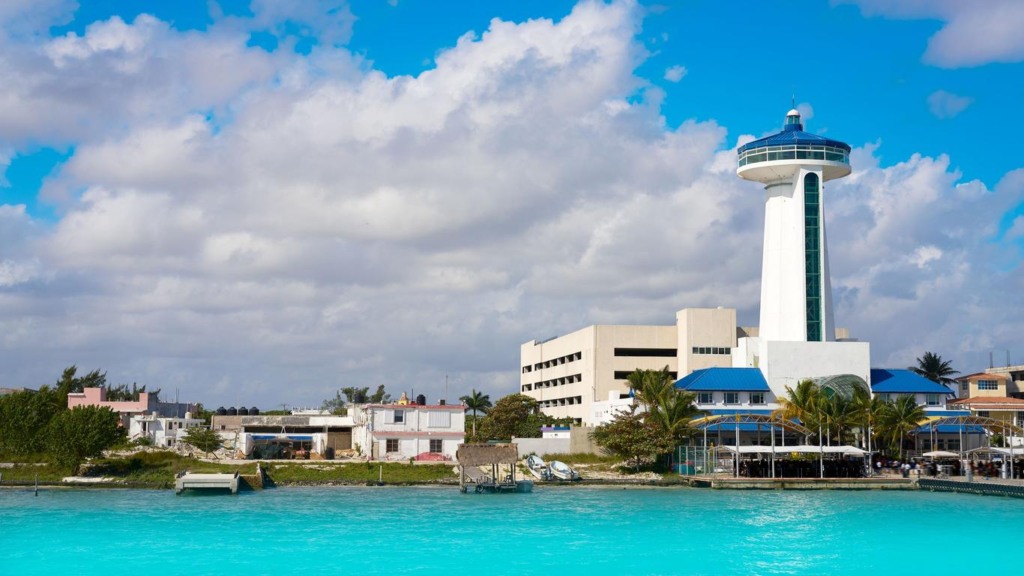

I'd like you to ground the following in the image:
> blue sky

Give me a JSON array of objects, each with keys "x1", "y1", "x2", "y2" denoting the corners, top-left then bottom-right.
[{"x1": 0, "y1": 0, "x2": 1022, "y2": 406}]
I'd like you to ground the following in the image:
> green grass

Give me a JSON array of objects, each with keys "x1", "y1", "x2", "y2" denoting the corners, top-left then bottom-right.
[
  {"x1": 0, "y1": 463, "x2": 68, "y2": 483},
  {"x1": 266, "y1": 462, "x2": 456, "y2": 485}
]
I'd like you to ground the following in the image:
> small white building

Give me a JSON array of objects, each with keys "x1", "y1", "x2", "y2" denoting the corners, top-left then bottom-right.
[
  {"x1": 351, "y1": 402, "x2": 466, "y2": 461},
  {"x1": 129, "y1": 413, "x2": 205, "y2": 447}
]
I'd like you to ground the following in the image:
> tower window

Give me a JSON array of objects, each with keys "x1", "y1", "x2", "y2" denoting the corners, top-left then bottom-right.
[{"x1": 804, "y1": 172, "x2": 822, "y2": 342}]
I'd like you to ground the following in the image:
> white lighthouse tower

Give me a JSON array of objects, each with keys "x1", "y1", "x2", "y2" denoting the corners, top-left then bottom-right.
[
  {"x1": 733, "y1": 108, "x2": 870, "y2": 398},
  {"x1": 737, "y1": 108, "x2": 851, "y2": 343}
]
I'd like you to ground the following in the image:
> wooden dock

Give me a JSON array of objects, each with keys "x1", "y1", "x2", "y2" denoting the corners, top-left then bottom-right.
[{"x1": 175, "y1": 472, "x2": 240, "y2": 495}]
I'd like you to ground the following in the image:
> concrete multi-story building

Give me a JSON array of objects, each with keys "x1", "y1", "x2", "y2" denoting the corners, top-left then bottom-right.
[
  {"x1": 67, "y1": 387, "x2": 197, "y2": 427},
  {"x1": 521, "y1": 307, "x2": 749, "y2": 424},
  {"x1": 128, "y1": 413, "x2": 205, "y2": 447}
]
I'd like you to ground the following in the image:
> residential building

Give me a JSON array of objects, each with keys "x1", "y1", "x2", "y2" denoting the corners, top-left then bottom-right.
[
  {"x1": 67, "y1": 387, "x2": 196, "y2": 427},
  {"x1": 351, "y1": 401, "x2": 466, "y2": 461},
  {"x1": 129, "y1": 413, "x2": 205, "y2": 447}
]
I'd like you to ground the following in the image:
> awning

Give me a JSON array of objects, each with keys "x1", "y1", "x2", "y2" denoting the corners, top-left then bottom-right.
[
  {"x1": 251, "y1": 434, "x2": 314, "y2": 441},
  {"x1": 716, "y1": 445, "x2": 868, "y2": 456}
]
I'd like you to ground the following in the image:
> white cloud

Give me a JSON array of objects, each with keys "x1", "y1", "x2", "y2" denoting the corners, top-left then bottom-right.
[
  {"x1": 927, "y1": 89, "x2": 972, "y2": 119},
  {"x1": 0, "y1": 0, "x2": 1021, "y2": 408},
  {"x1": 663, "y1": 64, "x2": 686, "y2": 82},
  {"x1": 839, "y1": 0, "x2": 1024, "y2": 67},
  {"x1": 1006, "y1": 215, "x2": 1024, "y2": 240}
]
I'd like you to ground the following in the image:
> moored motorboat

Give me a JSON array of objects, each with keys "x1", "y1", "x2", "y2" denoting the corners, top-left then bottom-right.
[
  {"x1": 549, "y1": 460, "x2": 581, "y2": 481},
  {"x1": 524, "y1": 454, "x2": 553, "y2": 480}
]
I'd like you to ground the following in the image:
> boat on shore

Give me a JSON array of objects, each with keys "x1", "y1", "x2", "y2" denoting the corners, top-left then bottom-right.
[
  {"x1": 549, "y1": 460, "x2": 581, "y2": 481},
  {"x1": 524, "y1": 454, "x2": 554, "y2": 480}
]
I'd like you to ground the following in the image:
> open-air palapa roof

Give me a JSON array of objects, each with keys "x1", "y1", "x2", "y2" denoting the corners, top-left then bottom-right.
[{"x1": 456, "y1": 443, "x2": 519, "y2": 466}]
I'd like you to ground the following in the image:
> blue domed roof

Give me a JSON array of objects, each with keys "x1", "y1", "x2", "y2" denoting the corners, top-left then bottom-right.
[{"x1": 737, "y1": 111, "x2": 850, "y2": 154}]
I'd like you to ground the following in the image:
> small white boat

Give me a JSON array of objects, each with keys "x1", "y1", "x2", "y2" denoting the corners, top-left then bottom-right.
[
  {"x1": 549, "y1": 460, "x2": 580, "y2": 481},
  {"x1": 524, "y1": 455, "x2": 553, "y2": 480}
]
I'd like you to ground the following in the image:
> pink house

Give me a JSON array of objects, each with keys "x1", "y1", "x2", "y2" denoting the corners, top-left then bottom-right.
[{"x1": 67, "y1": 387, "x2": 169, "y2": 427}]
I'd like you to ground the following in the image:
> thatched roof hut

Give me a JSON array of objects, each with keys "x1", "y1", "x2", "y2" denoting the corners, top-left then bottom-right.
[{"x1": 456, "y1": 443, "x2": 518, "y2": 466}]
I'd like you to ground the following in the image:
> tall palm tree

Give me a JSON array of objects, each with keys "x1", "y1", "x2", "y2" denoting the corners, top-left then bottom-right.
[
  {"x1": 626, "y1": 366, "x2": 675, "y2": 411},
  {"x1": 850, "y1": 387, "x2": 885, "y2": 451},
  {"x1": 775, "y1": 379, "x2": 821, "y2": 439},
  {"x1": 818, "y1": 392, "x2": 858, "y2": 445},
  {"x1": 646, "y1": 390, "x2": 700, "y2": 444},
  {"x1": 876, "y1": 395, "x2": 925, "y2": 459},
  {"x1": 909, "y1": 351, "x2": 960, "y2": 386},
  {"x1": 459, "y1": 389, "x2": 492, "y2": 438}
]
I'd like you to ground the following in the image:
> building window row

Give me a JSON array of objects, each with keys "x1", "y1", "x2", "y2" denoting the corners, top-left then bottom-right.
[
  {"x1": 978, "y1": 380, "x2": 999, "y2": 390},
  {"x1": 691, "y1": 347, "x2": 731, "y2": 355},
  {"x1": 926, "y1": 394, "x2": 941, "y2": 406},
  {"x1": 539, "y1": 396, "x2": 583, "y2": 409},
  {"x1": 527, "y1": 351, "x2": 582, "y2": 372},
  {"x1": 614, "y1": 370, "x2": 678, "y2": 381},
  {"x1": 613, "y1": 348, "x2": 676, "y2": 357},
  {"x1": 521, "y1": 373, "x2": 582, "y2": 393},
  {"x1": 695, "y1": 391, "x2": 766, "y2": 405}
]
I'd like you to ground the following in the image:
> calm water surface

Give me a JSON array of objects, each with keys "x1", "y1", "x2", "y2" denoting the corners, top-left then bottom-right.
[{"x1": 1, "y1": 485, "x2": 1019, "y2": 575}]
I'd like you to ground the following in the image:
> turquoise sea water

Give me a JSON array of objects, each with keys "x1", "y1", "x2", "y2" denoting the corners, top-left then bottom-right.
[{"x1": 2, "y1": 486, "x2": 1021, "y2": 575}]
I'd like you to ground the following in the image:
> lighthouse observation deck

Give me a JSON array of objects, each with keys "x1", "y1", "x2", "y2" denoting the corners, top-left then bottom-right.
[{"x1": 737, "y1": 109, "x2": 851, "y2": 183}]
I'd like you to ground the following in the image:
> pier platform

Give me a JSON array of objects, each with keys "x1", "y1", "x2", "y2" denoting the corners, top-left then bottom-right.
[
  {"x1": 685, "y1": 476, "x2": 915, "y2": 490},
  {"x1": 175, "y1": 472, "x2": 240, "y2": 495},
  {"x1": 918, "y1": 478, "x2": 1024, "y2": 499}
]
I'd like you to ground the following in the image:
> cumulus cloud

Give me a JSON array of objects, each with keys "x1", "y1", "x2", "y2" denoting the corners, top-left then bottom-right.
[
  {"x1": 838, "y1": 0, "x2": 1024, "y2": 67},
  {"x1": 0, "y1": 0, "x2": 1021, "y2": 407},
  {"x1": 927, "y1": 89, "x2": 972, "y2": 118},
  {"x1": 663, "y1": 64, "x2": 686, "y2": 82}
]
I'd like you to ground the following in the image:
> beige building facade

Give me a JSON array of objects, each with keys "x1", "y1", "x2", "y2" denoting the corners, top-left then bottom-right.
[{"x1": 520, "y1": 307, "x2": 747, "y2": 425}]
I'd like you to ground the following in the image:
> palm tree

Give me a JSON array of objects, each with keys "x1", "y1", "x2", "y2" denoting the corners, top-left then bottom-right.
[
  {"x1": 646, "y1": 390, "x2": 700, "y2": 445},
  {"x1": 775, "y1": 379, "x2": 821, "y2": 438},
  {"x1": 459, "y1": 389, "x2": 492, "y2": 438},
  {"x1": 626, "y1": 366, "x2": 675, "y2": 411},
  {"x1": 876, "y1": 395, "x2": 925, "y2": 459},
  {"x1": 909, "y1": 351, "x2": 959, "y2": 386},
  {"x1": 850, "y1": 387, "x2": 885, "y2": 452},
  {"x1": 818, "y1": 392, "x2": 858, "y2": 445}
]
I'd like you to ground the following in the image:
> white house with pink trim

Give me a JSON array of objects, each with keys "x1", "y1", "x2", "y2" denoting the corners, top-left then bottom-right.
[{"x1": 351, "y1": 402, "x2": 466, "y2": 461}]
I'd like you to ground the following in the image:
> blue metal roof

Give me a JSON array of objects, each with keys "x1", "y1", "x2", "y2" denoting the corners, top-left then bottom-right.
[
  {"x1": 923, "y1": 410, "x2": 971, "y2": 417},
  {"x1": 913, "y1": 424, "x2": 986, "y2": 434},
  {"x1": 675, "y1": 368, "x2": 770, "y2": 392},
  {"x1": 738, "y1": 128, "x2": 851, "y2": 154},
  {"x1": 871, "y1": 369, "x2": 955, "y2": 395}
]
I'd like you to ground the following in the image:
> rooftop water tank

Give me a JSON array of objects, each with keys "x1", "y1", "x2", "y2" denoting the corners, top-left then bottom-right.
[
  {"x1": 215, "y1": 407, "x2": 227, "y2": 415},
  {"x1": 248, "y1": 407, "x2": 260, "y2": 415},
  {"x1": 226, "y1": 407, "x2": 238, "y2": 416},
  {"x1": 416, "y1": 394, "x2": 426, "y2": 406}
]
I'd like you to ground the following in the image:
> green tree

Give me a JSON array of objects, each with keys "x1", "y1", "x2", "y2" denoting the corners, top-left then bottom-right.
[
  {"x1": 818, "y1": 391, "x2": 859, "y2": 445},
  {"x1": 368, "y1": 384, "x2": 391, "y2": 404},
  {"x1": 775, "y1": 379, "x2": 822, "y2": 437},
  {"x1": 627, "y1": 366, "x2": 675, "y2": 411},
  {"x1": 0, "y1": 387, "x2": 62, "y2": 457},
  {"x1": 54, "y1": 365, "x2": 107, "y2": 406},
  {"x1": 909, "y1": 352, "x2": 960, "y2": 386},
  {"x1": 104, "y1": 382, "x2": 160, "y2": 402},
  {"x1": 876, "y1": 395, "x2": 926, "y2": 459},
  {"x1": 851, "y1": 387, "x2": 885, "y2": 451},
  {"x1": 341, "y1": 387, "x2": 370, "y2": 404},
  {"x1": 321, "y1": 391, "x2": 348, "y2": 415},
  {"x1": 591, "y1": 407, "x2": 675, "y2": 471},
  {"x1": 477, "y1": 394, "x2": 543, "y2": 441},
  {"x1": 46, "y1": 405, "x2": 123, "y2": 469},
  {"x1": 183, "y1": 427, "x2": 224, "y2": 458},
  {"x1": 646, "y1": 389, "x2": 700, "y2": 445},
  {"x1": 459, "y1": 389, "x2": 492, "y2": 439}
]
